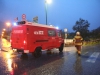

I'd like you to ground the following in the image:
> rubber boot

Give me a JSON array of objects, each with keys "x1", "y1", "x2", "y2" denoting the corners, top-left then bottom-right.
[{"x1": 78, "y1": 50, "x2": 81, "y2": 56}]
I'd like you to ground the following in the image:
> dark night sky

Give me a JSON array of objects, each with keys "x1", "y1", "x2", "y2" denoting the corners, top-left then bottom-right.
[{"x1": 0, "y1": 0, "x2": 100, "y2": 34}]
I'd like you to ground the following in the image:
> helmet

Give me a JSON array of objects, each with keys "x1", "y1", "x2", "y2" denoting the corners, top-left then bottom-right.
[{"x1": 76, "y1": 32, "x2": 80, "y2": 35}]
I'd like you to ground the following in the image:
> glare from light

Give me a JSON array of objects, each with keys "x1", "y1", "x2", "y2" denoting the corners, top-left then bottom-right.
[
  {"x1": 2, "y1": 32, "x2": 4, "y2": 33},
  {"x1": 64, "y1": 28, "x2": 67, "y2": 32},
  {"x1": 6, "y1": 22, "x2": 11, "y2": 27},
  {"x1": 2, "y1": 34, "x2": 3, "y2": 36},
  {"x1": 6, "y1": 53, "x2": 11, "y2": 59},
  {"x1": 50, "y1": 25, "x2": 53, "y2": 26},
  {"x1": 56, "y1": 26, "x2": 59, "y2": 29},
  {"x1": 46, "y1": 0, "x2": 52, "y2": 4},
  {"x1": 24, "y1": 40, "x2": 26, "y2": 44},
  {"x1": 13, "y1": 23, "x2": 17, "y2": 26},
  {"x1": 7, "y1": 59, "x2": 13, "y2": 71},
  {"x1": 3, "y1": 29, "x2": 6, "y2": 31}
]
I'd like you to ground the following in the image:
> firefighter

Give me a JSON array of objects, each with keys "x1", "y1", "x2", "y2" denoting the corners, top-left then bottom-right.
[{"x1": 73, "y1": 32, "x2": 83, "y2": 56}]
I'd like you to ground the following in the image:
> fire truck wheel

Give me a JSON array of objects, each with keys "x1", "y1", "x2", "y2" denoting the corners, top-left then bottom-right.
[
  {"x1": 59, "y1": 43, "x2": 64, "y2": 52},
  {"x1": 33, "y1": 47, "x2": 42, "y2": 58}
]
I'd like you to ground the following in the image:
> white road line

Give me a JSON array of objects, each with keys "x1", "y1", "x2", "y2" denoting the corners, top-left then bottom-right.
[
  {"x1": 83, "y1": 52, "x2": 88, "y2": 55},
  {"x1": 86, "y1": 52, "x2": 100, "y2": 63}
]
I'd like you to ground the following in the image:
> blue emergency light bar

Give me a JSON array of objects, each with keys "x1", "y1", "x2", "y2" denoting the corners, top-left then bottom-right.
[{"x1": 17, "y1": 21, "x2": 26, "y2": 25}]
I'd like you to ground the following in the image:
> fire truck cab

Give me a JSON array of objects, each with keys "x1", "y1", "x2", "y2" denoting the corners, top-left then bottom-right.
[{"x1": 11, "y1": 21, "x2": 64, "y2": 57}]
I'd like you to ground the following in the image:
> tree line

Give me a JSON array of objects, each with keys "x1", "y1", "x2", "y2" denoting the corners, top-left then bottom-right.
[{"x1": 62, "y1": 18, "x2": 100, "y2": 41}]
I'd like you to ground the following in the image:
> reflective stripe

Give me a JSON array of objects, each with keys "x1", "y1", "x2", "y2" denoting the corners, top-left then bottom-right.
[
  {"x1": 73, "y1": 35, "x2": 83, "y2": 45},
  {"x1": 24, "y1": 50, "x2": 29, "y2": 53}
]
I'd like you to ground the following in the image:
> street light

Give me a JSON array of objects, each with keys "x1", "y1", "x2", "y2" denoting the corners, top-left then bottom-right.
[
  {"x1": 6, "y1": 22, "x2": 11, "y2": 35},
  {"x1": 6, "y1": 22, "x2": 11, "y2": 27},
  {"x1": 45, "y1": 0, "x2": 52, "y2": 4},
  {"x1": 3, "y1": 28, "x2": 6, "y2": 31},
  {"x1": 45, "y1": 0, "x2": 52, "y2": 25},
  {"x1": 64, "y1": 28, "x2": 67, "y2": 39},
  {"x1": 2, "y1": 32, "x2": 4, "y2": 34},
  {"x1": 64, "y1": 28, "x2": 67, "y2": 46}
]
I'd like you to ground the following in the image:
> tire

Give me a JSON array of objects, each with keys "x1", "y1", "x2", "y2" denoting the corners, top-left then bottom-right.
[
  {"x1": 59, "y1": 43, "x2": 64, "y2": 52},
  {"x1": 33, "y1": 47, "x2": 42, "y2": 58}
]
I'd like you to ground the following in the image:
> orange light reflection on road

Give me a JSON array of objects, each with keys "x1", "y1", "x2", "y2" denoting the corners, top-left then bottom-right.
[
  {"x1": 1, "y1": 38, "x2": 15, "y2": 75},
  {"x1": 6, "y1": 53, "x2": 13, "y2": 71},
  {"x1": 8, "y1": 59, "x2": 13, "y2": 71}
]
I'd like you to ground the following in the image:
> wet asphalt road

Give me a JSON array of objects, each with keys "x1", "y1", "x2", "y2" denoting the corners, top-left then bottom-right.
[
  {"x1": 0, "y1": 39, "x2": 100, "y2": 75},
  {"x1": 0, "y1": 40, "x2": 100, "y2": 75}
]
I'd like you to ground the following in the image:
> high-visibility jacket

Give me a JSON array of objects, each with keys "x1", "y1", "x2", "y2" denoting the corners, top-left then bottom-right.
[{"x1": 73, "y1": 35, "x2": 83, "y2": 45}]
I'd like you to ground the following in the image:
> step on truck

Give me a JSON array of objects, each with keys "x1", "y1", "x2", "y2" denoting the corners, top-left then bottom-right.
[{"x1": 10, "y1": 21, "x2": 64, "y2": 58}]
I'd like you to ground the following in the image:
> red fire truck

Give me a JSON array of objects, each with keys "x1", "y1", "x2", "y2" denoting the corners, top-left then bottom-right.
[{"x1": 10, "y1": 21, "x2": 64, "y2": 57}]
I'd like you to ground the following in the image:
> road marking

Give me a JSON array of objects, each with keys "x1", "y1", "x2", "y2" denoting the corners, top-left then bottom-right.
[
  {"x1": 83, "y1": 52, "x2": 88, "y2": 55},
  {"x1": 86, "y1": 52, "x2": 99, "y2": 63}
]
